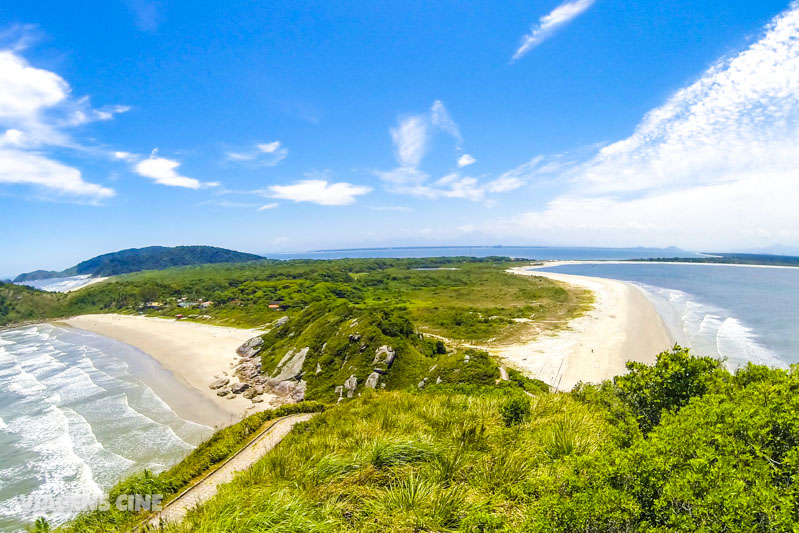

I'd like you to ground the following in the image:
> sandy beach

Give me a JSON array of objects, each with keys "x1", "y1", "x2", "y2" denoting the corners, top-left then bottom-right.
[
  {"x1": 61, "y1": 314, "x2": 278, "y2": 427},
  {"x1": 497, "y1": 266, "x2": 673, "y2": 390}
]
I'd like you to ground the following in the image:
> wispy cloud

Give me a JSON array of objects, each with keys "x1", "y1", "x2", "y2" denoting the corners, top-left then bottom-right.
[
  {"x1": 512, "y1": 0, "x2": 596, "y2": 62},
  {"x1": 226, "y1": 140, "x2": 288, "y2": 166},
  {"x1": 0, "y1": 41, "x2": 124, "y2": 201},
  {"x1": 124, "y1": 0, "x2": 165, "y2": 32},
  {"x1": 267, "y1": 179, "x2": 371, "y2": 206},
  {"x1": 377, "y1": 101, "x2": 524, "y2": 202},
  {"x1": 430, "y1": 100, "x2": 462, "y2": 147},
  {"x1": 134, "y1": 149, "x2": 215, "y2": 189},
  {"x1": 258, "y1": 202, "x2": 279, "y2": 211},
  {"x1": 495, "y1": 1, "x2": 799, "y2": 248}
]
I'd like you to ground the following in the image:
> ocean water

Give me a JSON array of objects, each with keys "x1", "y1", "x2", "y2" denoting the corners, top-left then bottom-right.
[
  {"x1": 273, "y1": 245, "x2": 703, "y2": 261},
  {"x1": 16, "y1": 276, "x2": 97, "y2": 293},
  {"x1": 0, "y1": 325, "x2": 214, "y2": 532},
  {"x1": 536, "y1": 263, "x2": 799, "y2": 369}
]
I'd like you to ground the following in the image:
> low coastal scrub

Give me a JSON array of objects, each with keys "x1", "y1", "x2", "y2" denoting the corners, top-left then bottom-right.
[
  {"x1": 4, "y1": 258, "x2": 590, "y2": 345},
  {"x1": 56, "y1": 347, "x2": 799, "y2": 532}
]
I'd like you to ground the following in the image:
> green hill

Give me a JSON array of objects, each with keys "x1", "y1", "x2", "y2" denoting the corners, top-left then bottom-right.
[{"x1": 13, "y1": 245, "x2": 263, "y2": 282}]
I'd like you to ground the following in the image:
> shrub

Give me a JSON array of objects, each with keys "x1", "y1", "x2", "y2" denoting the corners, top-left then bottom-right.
[{"x1": 499, "y1": 396, "x2": 531, "y2": 427}]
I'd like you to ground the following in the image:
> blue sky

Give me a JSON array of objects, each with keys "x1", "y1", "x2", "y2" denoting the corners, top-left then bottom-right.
[{"x1": 1, "y1": 0, "x2": 798, "y2": 275}]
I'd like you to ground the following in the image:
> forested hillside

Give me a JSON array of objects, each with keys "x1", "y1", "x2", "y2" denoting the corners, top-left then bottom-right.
[{"x1": 13, "y1": 245, "x2": 264, "y2": 282}]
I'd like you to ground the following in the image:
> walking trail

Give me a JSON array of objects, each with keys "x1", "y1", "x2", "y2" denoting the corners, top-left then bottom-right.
[{"x1": 145, "y1": 413, "x2": 315, "y2": 529}]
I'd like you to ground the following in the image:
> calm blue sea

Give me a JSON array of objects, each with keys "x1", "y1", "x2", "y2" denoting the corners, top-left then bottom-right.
[
  {"x1": 536, "y1": 263, "x2": 799, "y2": 369},
  {"x1": 0, "y1": 325, "x2": 214, "y2": 532},
  {"x1": 272, "y1": 245, "x2": 702, "y2": 261}
]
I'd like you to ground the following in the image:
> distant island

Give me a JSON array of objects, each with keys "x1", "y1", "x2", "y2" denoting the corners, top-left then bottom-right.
[{"x1": 13, "y1": 245, "x2": 264, "y2": 282}]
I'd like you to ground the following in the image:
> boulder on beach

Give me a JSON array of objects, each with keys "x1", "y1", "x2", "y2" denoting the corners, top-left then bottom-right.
[
  {"x1": 209, "y1": 377, "x2": 230, "y2": 390},
  {"x1": 231, "y1": 382, "x2": 250, "y2": 394}
]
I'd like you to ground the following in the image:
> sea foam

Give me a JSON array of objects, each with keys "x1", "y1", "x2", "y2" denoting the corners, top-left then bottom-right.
[{"x1": 635, "y1": 283, "x2": 784, "y2": 370}]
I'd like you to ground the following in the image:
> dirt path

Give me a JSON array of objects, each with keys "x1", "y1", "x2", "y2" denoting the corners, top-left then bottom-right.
[{"x1": 145, "y1": 413, "x2": 315, "y2": 529}]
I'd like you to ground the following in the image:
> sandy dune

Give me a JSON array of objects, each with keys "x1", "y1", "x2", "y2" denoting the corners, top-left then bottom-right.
[{"x1": 497, "y1": 267, "x2": 673, "y2": 390}]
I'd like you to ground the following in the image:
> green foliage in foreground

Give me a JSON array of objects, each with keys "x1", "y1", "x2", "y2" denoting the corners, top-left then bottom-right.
[
  {"x1": 55, "y1": 402, "x2": 324, "y2": 533},
  {"x1": 58, "y1": 346, "x2": 799, "y2": 532}
]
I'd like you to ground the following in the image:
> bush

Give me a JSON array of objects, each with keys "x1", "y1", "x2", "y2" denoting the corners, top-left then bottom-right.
[{"x1": 499, "y1": 396, "x2": 531, "y2": 427}]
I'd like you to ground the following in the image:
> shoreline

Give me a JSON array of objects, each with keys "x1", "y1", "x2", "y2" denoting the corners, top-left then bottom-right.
[
  {"x1": 535, "y1": 259, "x2": 798, "y2": 270},
  {"x1": 59, "y1": 314, "x2": 279, "y2": 428},
  {"x1": 498, "y1": 266, "x2": 673, "y2": 390}
]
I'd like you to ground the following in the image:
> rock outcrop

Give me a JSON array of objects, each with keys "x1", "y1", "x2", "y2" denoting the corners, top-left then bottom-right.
[
  {"x1": 373, "y1": 345, "x2": 396, "y2": 368},
  {"x1": 365, "y1": 372, "x2": 380, "y2": 389},
  {"x1": 344, "y1": 375, "x2": 358, "y2": 398},
  {"x1": 236, "y1": 336, "x2": 264, "y2": 358}
]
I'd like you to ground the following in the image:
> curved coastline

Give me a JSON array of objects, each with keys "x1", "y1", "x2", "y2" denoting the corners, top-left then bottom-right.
[
  {"x1": 59, "y1": 315, "x2": 279, "y2": 428},
  {"x1": 501, "y1": 266, "x2": 673, "y2": 391}
]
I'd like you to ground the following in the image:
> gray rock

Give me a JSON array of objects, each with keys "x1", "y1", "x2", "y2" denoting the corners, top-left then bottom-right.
[
  {"x1": 344, "y1": 375, "x2": 358, "y2": 398},
  {"x1": 464, "y1": 354, "x2": 471, "y2": 363},
  {"x1": 273, "y1": 316, "x2": 289, "y2": 328},
  {"x1": 373, "y1": 368, "x2": 387, "y2": 375},
  {"x1": 334, "y1": 385, "x2": 344, "y2": 397},
  {"x1": 209, "y1": 377, "x2": 230, "y2": 390},
  {"x1": 236, "y1": 336, "x2": 264, "y2": 358},
  {"x1": 251, "y1": 397, "x2": 263, "y2": 403},
  {"x1": 348, "y1": 334, "x2": 361, "y2": 342},
  {"x1": 271, "y1": 347, "x2": 309, "y2": 382},
  {"x1": 274, "y1": 379, "x2": 306, "y2": 402},
  {"x1": 292, "y1": 380, "x2": 307, "y2": 402},
  {"x1": 436, "y1": 376, "x2": 442, "y2": 384},
  {"x1": 315, "y1": 362, "x2": 322, "y2": 375},
  {"x1": 365, "y1": 372, "x2": 380, "y2": 389},
  {"x1": 231, "y1": 382, "x2": 250, "y2": 394},
  {"x1": 418, "y1": 377, "x2": 429, "y2": 390},
  {"x1": 243, "y1": 388, "x2": 259, "y2": 399},
  {"x1": 216, "y1": 389, "x2": 230, "y2": 397},
  {"x1": 373, "y1": 345, "x2": 396, "y2": 368}
]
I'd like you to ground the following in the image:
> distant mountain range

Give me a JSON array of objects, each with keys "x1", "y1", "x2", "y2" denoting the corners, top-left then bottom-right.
[{"x1": 14, "y1": 246, "x2": 264, "y2": 282}]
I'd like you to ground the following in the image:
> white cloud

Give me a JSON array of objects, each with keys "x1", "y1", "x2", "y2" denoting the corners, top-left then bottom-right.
[
  {"x1": 457, "y1": 153, "x2": 476, "y2": 167},
  {"x1": 430, "y1": 100, "x2": 462, "y2": 145},
  {"x1": 0, "y1": 47, "x2": 123, "y2": 200},
  {"x1": 267, "y1": 179, "x2": 371, "y2": 206},
  {"x1": 134, "y1": 151, "x2": 204, "y2": 189},
  {"x1": 391, "y1": 116, "x2": 429, "y2": 167},
  {"x1": 512, "y1": 0, "x2": 596, "y2": 61},
  {"x1": 378, "y1": 102, "x2": 524, "y2": 202},
  {"x1": 0, "y1": 147, "x2": 114, "y2": 201},
  {"x1": 258, "y1": 202, "x2": 279, "y2": 211},
  {"x1": 226, "y1": 140, "x2": 288, "y2": 166},
  {"x1": 497, "y1": 2, "x2": 799, "y2": 248}
]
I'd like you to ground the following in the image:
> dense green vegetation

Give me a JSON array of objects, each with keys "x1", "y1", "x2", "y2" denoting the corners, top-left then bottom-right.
[
  {"x1": 0, "y1": 282, "x2": 65, "y2": 325},
  {"x1": 3, "y1": 258, "x2": 589, "y2": 344},
  {"x1": 56, "y1": 346, "x2": 799, "y2": 532},
  {"x1": 13, "y1": 245, "x2": 263, "y2": 281}
]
